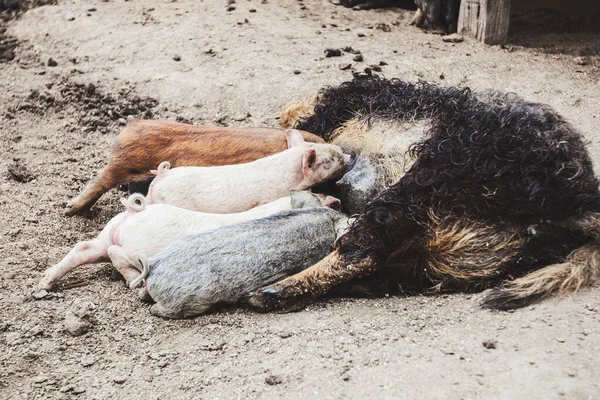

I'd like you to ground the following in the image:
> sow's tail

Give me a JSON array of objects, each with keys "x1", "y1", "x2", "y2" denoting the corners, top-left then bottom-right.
[
  {"x1": 129, "y1": 255, "x2": 150, "y2": 289},
  {"x1": 483, "y1": 213, "x2": 600, "y2": 309},
  {"x1": 119, "y1": 193, "x2": 147, "y2": 213}
]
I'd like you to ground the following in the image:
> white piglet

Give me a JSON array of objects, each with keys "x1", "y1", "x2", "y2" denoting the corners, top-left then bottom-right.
[
  {"x1": 145, "y1": 129, "x2": 350, "y2": 213},
  {"x1": 39, "y1": 190, "x2": 340, "y2": 291}
]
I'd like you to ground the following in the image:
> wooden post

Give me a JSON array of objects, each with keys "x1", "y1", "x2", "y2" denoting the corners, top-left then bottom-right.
[{"x1": 457, "y1": 0, "x2": 511, "y2": 45}]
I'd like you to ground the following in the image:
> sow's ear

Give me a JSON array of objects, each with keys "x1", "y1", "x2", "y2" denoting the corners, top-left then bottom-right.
[
  {"x1": 302, "y1": 149, "x2": 317, "y2": 179},
  {"x1": 285, "y1": 129, "x2": 306, "y2": 148}
]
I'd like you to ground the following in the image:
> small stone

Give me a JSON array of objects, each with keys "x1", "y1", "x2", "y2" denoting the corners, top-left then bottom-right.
[
  {"x1": 339, "y1": 63, "x2": 352, "y2": 70},
  {"x1": 33, "y1": 376, "x2": 49, "y2": 384},
  {"x1": 5, "y1": 332, "x2": 21, "y2": 345},
  {"x1": 557, "y1": 338, "x2": 565, "y2": 343},
  {"x1": 118, "y1": 118, "x2": 127, "y2": 125},
  {"x1": 369, "y1": 64, "x2": 382, "y2": 72},
  {"x1": 113, "y1": 376, "x2": 127, "y2": 384},
  {"x1": 342, "y1": 46, "x2": 360, "y2": 54},
  {"x1": 375, "y1": 23, "x2": 391, "y2": 32},
  {"x1": 59, "y1": 385, "x2": 75, "y2": 393},
  {"x1": 352, "y1": 54, "x2": 363, "y2": 62},
  {"x1": 64, "y1": 299, "x2": 94, "y2": 336},
  {"x1": 81, "y1": 356, "x2": 95, "y2": 367},
  {"x1": 48, "y1": 58, "x2": 58, "y2": 67},
  {"x1": 32, "y1": 289, "x2": 48, "y2": 300},
  {"x1": 173, "y1": 55, "x2": 181, "y2": 61},
  {"x1": 157, "y1": 360, "x2": 169, "y2": 368},
  {"x1": 357, "y1": 33, "x2": 366, "y2": 37},
  {"x1": 227, "y1": 5, "x2": 235, "y2": 11},
  {"x1": 249, "y1": 8, "x2": 256, "y2": 12},
  {"x1": 278, "y1": 331, "x2": 293, "y2": 339},
  {"x1": 72, "y1": 387, "x2": 86, "y2": 395},
  {"x1": 87, "y1": 7, "x2": 97, "y2": 11},
  {"x1": 324, "y1": 48, "x2": 342, "y2": 57},
  {"x1": 265, "y1": 374, "x2": 283, "y2": 385},
  {"x1": 442, "y1": 33, "x2": 464, "y2": 43},
  {"x1": 482, "y1": 340, "x2": 497, "y2": 349},
  {"x1": 65, "y1": 314, "x2": 90, "y2": 336},
  {"x1": 293, "y1": 70, "x2": 301, "y2": 75},
  {"x1": 573, "y1": 56, "x2": 589, "y2": 66}
]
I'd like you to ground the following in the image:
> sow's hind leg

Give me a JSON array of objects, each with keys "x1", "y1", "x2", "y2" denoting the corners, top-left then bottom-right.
[{"x1": 247, "y1": 250, "x2": 377, "y2": 312}]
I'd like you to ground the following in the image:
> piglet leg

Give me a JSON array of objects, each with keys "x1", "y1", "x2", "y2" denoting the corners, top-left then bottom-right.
[
  {"x1": 39, "y1": 239, "x2": 109, "y2": 290},
  {"x1": 107, "y1": 245, "x2": 142, "y2": 287},
  {"x1": 246, "y1": 250, "x2": 376, "y2": 312}
]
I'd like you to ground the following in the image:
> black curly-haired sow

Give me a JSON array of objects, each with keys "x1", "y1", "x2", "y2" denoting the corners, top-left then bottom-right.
[{"x1": 248, "y1": 76, "x2": 600, "y2": 311}]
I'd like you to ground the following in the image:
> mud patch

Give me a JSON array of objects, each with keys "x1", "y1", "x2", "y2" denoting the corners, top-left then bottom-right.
[{"x1": 10, "y1": 79, "x2": 159, "y2": 133}]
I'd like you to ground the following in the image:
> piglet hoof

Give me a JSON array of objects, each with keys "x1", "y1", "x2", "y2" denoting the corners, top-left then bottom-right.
[
  {"x1": 65, "y1": 197, "x2": 92, "y2": 217},
  {"x1": 37, "y1": 276, "x2": 54, "y2": 292},
  {"x1": 245, "y1": 285, "x2": 308, "y2": 313},
  {"x1": 64, "y1": 200, "x2": 81, "y2": 216}
]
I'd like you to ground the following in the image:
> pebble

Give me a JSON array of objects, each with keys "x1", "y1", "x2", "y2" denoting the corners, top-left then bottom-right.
[
  {"x1": 173, "y1": 55, "x2": 181, "y2": 61},
  {"x1": 442, "y1": 33, "x2": 464, "y2": 43},
  {"x1": 352, "y1": 54, "x2": 363, "y2": 62},
  {"x1": 5, "y1": 332, "x2": 21, "y2": 345},
  {"x1": 48, "y1": 58, "x2": 58, "y2": 67},
  {"x1": 265, "y1": 374, "x2": 283, "y2": 385},
  {"x1": 573, "y1": 56, "x2": 589, "y2": 66},
  {"x1": 342, "y1": 46, "x2": 361, "y2": 54},
  {"x1": 65, "y1": 313, "x2": 91, "y2": 336},
  {"x1": 64, "y1": 299, "x2": 95, "y2": 336},
  {"x1": 59, "y1": 385, "x2": 75, "y2": 393},
  {"x1": 113, "y1": 376, "x2": 127, "y2": 384},
  {"x1": 293, "y1": 70, "x2": 301, "y2": 75},
  {"x1": 33, "y1": 376, "x2": 49, "y2": 384},
  {"x1": 278, "y1": 331, "x2": 293, "y2": 339},
  {"x1": 339, "y1": 63, "x2": 352, "y2": 70},
  {"x1": 81, "y1": 356, "x2": 95, "y2": 367},
  {"x1": 324, "y1": 48, "x2": 342, "y2": 57},
  {"x1": 482, "y1": 340, "x2": 497, "y2": 349}
]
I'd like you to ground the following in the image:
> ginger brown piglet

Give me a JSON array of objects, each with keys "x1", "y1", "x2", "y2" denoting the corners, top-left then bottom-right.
[{"x1": 65, "y1": 119, "x2": 325, "y2": 216}]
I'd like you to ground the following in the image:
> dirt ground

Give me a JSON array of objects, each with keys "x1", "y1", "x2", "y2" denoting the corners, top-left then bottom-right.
[{"x1": 1, "y1": 1, "x2": 599, "y2": 399}]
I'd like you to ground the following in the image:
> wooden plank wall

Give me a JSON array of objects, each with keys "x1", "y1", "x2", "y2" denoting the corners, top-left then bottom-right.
[{"x1": 457, "y1": 0, "x2": 511, "y2": 45}]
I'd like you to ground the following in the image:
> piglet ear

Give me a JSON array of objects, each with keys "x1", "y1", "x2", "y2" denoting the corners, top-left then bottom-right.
[
  {"x1": 323, "y1": 195, "x2": 341, "y2": 210},
  {"x1": 285, "y1": 129, "x2": 306, "y2": 148},
  {"x1": 302, "y1": 149, "x2": 317, "y2": 178}
]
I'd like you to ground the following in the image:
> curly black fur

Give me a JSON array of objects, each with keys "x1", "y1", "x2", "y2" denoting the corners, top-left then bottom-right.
[{"x1": 296, "y1": 76, "x2": 600, "y2": 307}]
